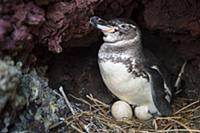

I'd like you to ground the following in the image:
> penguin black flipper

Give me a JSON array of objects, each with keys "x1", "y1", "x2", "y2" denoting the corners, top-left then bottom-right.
[
  {"x1": 144, "y1": 49, "x2": 174, "y2": 99},
  {"x1": 144, "y1": 66, "x2": 172, "y2": 116}
]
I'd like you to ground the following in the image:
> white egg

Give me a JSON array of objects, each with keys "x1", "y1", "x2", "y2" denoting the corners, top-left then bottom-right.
[
  {"x1": 111, "y1": 100, "x2": 133, "y2": 120},
  {"x1": 134, "y1": 105, "x2": 153, "y2": 120}
]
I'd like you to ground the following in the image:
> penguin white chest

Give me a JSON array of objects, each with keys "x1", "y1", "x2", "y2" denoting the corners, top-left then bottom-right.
[{"x1": 99, "y1": 60, "x2": 152, "y2": 105}]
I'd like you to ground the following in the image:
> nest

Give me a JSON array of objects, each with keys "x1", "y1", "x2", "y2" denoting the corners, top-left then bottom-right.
[{"x1": 49, "y1": 88, "x2": 200, "y2": 133}]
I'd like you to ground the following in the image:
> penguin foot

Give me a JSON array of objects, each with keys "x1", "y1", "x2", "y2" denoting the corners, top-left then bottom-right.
[{"x1": 148, "y1": 111, "x2": 159, "y2": 118}]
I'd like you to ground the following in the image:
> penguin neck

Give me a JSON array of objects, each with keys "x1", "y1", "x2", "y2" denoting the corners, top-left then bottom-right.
[{"x1": 99, "y1": 38, "x2": 144, "y2": 61}]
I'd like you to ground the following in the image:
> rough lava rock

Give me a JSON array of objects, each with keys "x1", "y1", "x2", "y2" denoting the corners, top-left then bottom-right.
[
  {"x1": 142, "y1": 0, "x2": 200, "y2": 36},
  {"x1": 0, "y1": 58, "x2": 69, "y2": 132},
  {"x1": 0, "y1": 57, "x2": 22, "y2": 114},
  {"x1": 0, "y1": 0, "x2": 137, "y2": 55},
  {"x1": 0, "y1": 57, "x2": 22, "y2": 132}
]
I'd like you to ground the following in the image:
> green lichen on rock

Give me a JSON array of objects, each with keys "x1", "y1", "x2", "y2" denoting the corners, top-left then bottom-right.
[
  {"x1": 0, "y1": 57, "x2": 22, "y2": 132},
  {"x1": 15, "y1": 69, "x2": 68, "y2": 132},
  {"x1": 0, "y1": 57, "x2": 22, "y2": 114},
  {"x1": 0, "y1": 58, "x2": 69, "y2": 132}
]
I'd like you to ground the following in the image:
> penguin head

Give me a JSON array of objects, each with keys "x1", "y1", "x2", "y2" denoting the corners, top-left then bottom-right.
[{"x1": 90, "y1": 16, "x2": 141, "y2": 43}]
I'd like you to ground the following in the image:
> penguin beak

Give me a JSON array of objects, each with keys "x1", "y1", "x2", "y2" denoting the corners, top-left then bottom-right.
[{"x1": 89, "y1": 16, "x2": 117, "y2": 33}]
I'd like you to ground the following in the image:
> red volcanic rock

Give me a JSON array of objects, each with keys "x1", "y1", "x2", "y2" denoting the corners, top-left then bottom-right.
[
  {"x1": 0, "y1": 0, "x2": 136, "y2": 54},
  {"x1": 38, "y1": 0, "x2": 101, "y2": 53},
  {"x1": 0, "y1": 1, "x2": 44, "y2": 52},
  {"x1": 13, "y1": 2, "x2": 45, "y2": 26},
  {"x1": 0, "y1": 19, "x2": 11, "y2": 43},
  {"x1": 143, "y1": 0, "x2": 200, "y2": 36},
  {"x1": 13, "y1": 26, "x2": 32, "y2": 42}
]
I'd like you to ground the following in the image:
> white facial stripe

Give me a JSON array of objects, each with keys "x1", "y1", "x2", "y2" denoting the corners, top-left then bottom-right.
[{"x1": 130, "y1": 25, "x2": 136, "y2": 28}]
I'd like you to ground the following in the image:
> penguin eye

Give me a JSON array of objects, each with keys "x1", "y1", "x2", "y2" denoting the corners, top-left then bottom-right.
[
  {"x1": 121, "y1": 25, "x2": 126, "y2": 28},
  {"x1": 119, "y1": 24, "x2": 126, "y2": 29}
]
